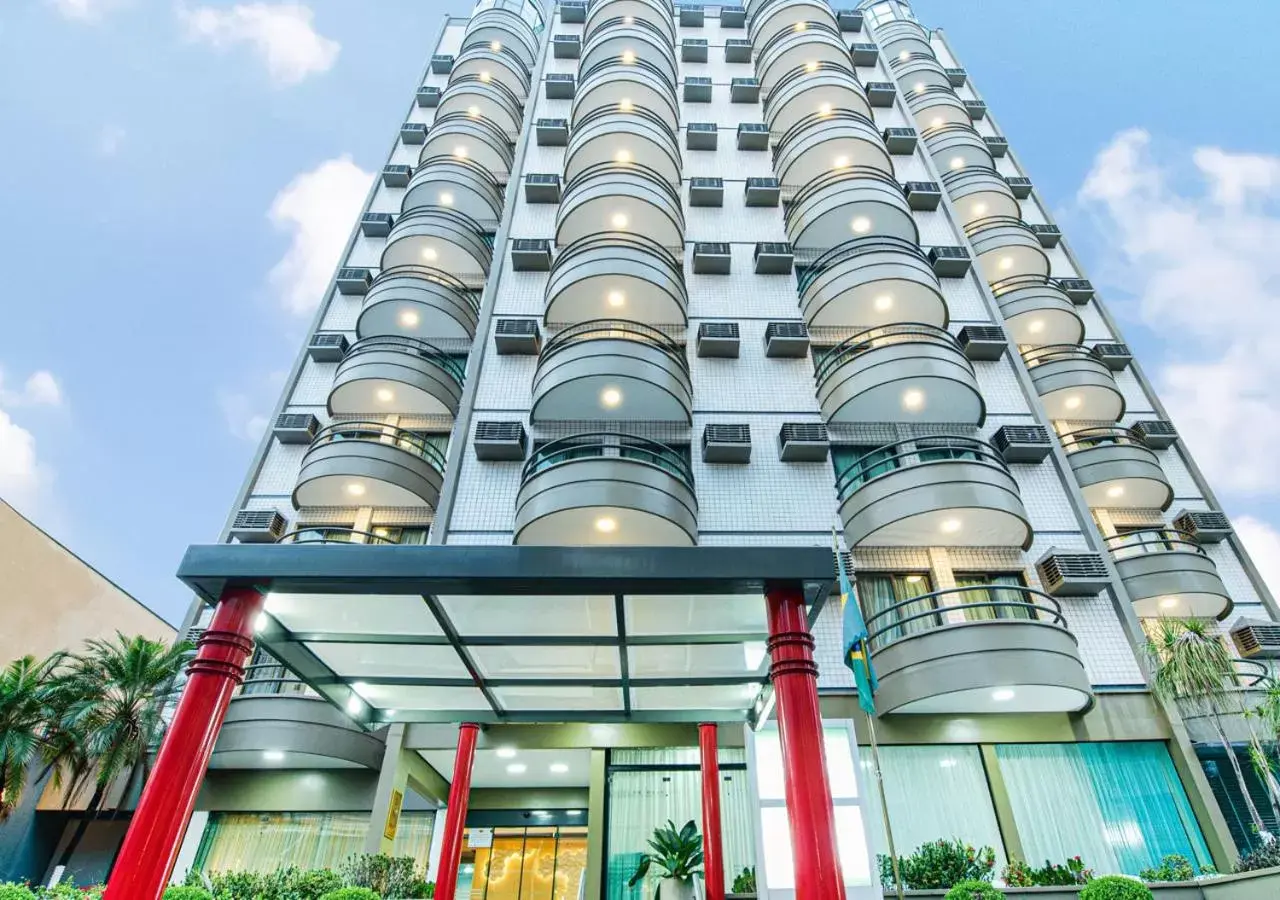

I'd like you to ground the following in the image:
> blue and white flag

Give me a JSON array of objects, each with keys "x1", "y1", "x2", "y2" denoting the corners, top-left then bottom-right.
[{"x1": 835, "y1": 533, "x2": 878, "y2": 716}]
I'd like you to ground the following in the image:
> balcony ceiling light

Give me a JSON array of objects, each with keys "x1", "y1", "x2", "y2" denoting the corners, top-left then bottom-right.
[
  {"x1": 1026, "y1": 319, "x2": 1044, "y2": 334},
  {"x1": 833, "y1": 155, "x2": 850, "y2": 168},
  {"x1": 949, "y1": 156, "x2": 966, "y2": 170},
  {"x1": 902, "y1": 388, "x2": 925, "y2": 411},
  {"x1": 550, "y1": 762, "x2": 570, "y2": 773},
  {"x1": 624, "y1": 14, "x2": 634, "y2": 24},
  {"x1": 601, "y1": 388, "x2": 623, "y2": 408},
  {"x1": 496, "y1": 746, "x2": 517, "y2": 758},
  {"x1": 453, "y1": 145, "x2": 469, "y2": 159},
  {"x1": 607, "y1": 290, "x2": 626, "y2": 307},
  {"x1": 873, "y1": 294, "x2": 893, "y2": 311},
  {"x1": 622, "y1": 49, "x2": 637, "y2": 64},
  {"x1": 914, "y1": 83, "x2": 925, "y2": 94},
  {"x1": 422, "y1": 247, "x2": 439, "y2": 261},
  {"x1": 398, "y1": 310, "x2": 420, "y2": 328},
  {"x1": 794, "y1": 21, "x2": 807, "y2": 32},
  {"x1": 490, "y1": 40, "x2": 502, "y2": 51},
  {"x1": 930, "y1": 116, "x2": 944, "y2": 129},
  {"x1": 506, "y1": 763, "x2": 528, "y2": 774},
  {"x1": 819, "y1": 102, "x2": 833, "y2": 116},
  {"x1": 439, "y1": 191, "x2": 455, "y2": 206},
  {"x1": 479, "y1": 71, "x2": 492, "y2": 82},
  {"x1": 997, "y1": 256, "x2": 1013, "y2": 270},
  {"x1": 1159, "y1": 596, "x2": 1179, "y2": 609},
  {"x1": 992, "y1": 688, "x2": 1016, "y2": 702},
  {"x1": 899, "y1": 50, "x2": 910, "y2": 61},
  {"x1": 619, "y1": 98, "x2": 634, "y2": 111},
  {"x1": 1064, "y1": 395, "x2": 1083, "y2": 411},
  {"x1": 940, "y1": 517, "x2": 962, "y2": 533},
  {"x1": 615, "y1": 148, "x2": 633, "y2": 163},
  {"x1": 850, "y1": 216, "x2": 872, "y2": 233},
  {"x1": 375, "y1": 388, "x2": 395, "y2": 403},
  {"x1": 467, "y1": 105, "x2": 481, "y2": 118},
  {"x1": 346, "y1": 483, "x2": 367, "y2": 497},
  {"x1": 263, "y1": 750, "x2": 285, "y2": 762},
  {"x1": 972, "y1": 202, "x2": 988, "y2": 216},
  {"x1": 805, "y1": 61, "x2": 819, "y2": 73},
  {"x1": 595, "y1": 516, "x2": 618, "y2": 533},
  {"x1": 611, "y1": 212, "x2": 629, "y2": 229},
  {"x1": 1106, "y1": 485, "x2": 1125, "y2": 498}
]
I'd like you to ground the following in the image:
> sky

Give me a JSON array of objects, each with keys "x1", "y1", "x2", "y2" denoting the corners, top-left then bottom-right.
[{"x1": 2, "y1": 0, "x2": 1280, "y2": 627}]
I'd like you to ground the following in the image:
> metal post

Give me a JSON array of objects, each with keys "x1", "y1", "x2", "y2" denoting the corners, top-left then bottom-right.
[
  {"x1": 434, "y1": 723, "x2": 480, "y2": 900},
  {"x1": 699, "y1": 723, "x2": 725, "y2": 900}
]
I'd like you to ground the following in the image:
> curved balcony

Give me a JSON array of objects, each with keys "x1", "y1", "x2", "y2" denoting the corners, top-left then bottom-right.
[
  {"x1": 1022, "y1": 345, "x2": 1124, "y2": 421},
  {"x1": 419, "y1": 112, "x2": 514, "y2": 177},
  {"x1": 756, "y1": 22, "x2": 849, "y2": 95},
  {"x1": 941, "y1": 168, "x2": 1019, "y2": 226},
  {"x1": 836, "y1": 436, "x2": 1032, "y2": 548},
  {"x1": 748, "y1": 0, "x2": 839, "y2": 52},
  {"x1": 357, "y1": 266, "x2": 480, "y2": 341},
  {"x1": 775, "y1": 111, "x2": 892, "y2": 188},
  {"x1": 965, "y1": 216, "x2": 1048, "y2": 284},
  {"x1": 866, "y1": 586, "x2": 1091, "y2": 715},
  {"x1": 276, "y1": 527, "x2": 405, "y2": 545},
  {"x1": 785, "y1": 167, "x2": 917, "y2": 252},
  {"x1": 437, "y1": 75, "x2": 525, "y2": 137},
  {"x1": 1107, "y1": 530, "x2": 1232, "y2": 619},
  {"x1": 906, "y1": 87, "x2": 970, "y2": 133},
  {"x1": 891, "y1": 52, "x2": 952, "y2": 94},
  {"x1": 293, "y1": 421, "x2": 448, "y2": 509},
  {"x1": 530, "y1": 319, "x2": 691, "y2": 422},
  {"x1": 403, "y1": 156, "x2": 504, "y2": 226},
  {"x1": 574, "y1": 56, "x2": 680, "y2": 133},
  {"x1": 581, "y1": 21, "x2": 678, "y2": 89},
  {"x1": 382, "y1": 208, "x2": 493, "y2": 278},
  {"x1": 545, "y1": 234, "x2": 687, "y2": 326},
  {"x1": 329, "y1": 337, "x2": 465, "y2": 418},
  {"x1": 988, "y1": 275, "x2": 1082, "y2": 346},
  {"x1": 764, "y1": 62, "x2": 871, "y2": 138},
  {"x1": 514, "y1": 432, "x2": 697, "y2": 546},
  {"x1": 922, "y1": 122, "x2": 993, "y2": 172},
  {"x1": 556, "y1": 162, "x2": 685, "y2": 249},
  {"x1": 461, "y1": 6, "x2": 540, "y2": 69},
  {"x1": 875, "y1": 18, "x2": 933, "y2": 61},
  {"x1": 1060, "y1": 427, "x2": 1173, "y2": 510},
  {"x1": 815, "y1": 323, "x2": 982, "y2": 424},
  {"x1": 564, "y1": 106, "x2": 682, "y2": 187},
  {"x1": 584, "y1": 0, "x2": 677, "y2": 48},
  {"x1": 450, "y1": 43, "x2": 533, "y2": 101},
  {"x1": 799, "y1": 237, "x2": 946, "y2": 328}
]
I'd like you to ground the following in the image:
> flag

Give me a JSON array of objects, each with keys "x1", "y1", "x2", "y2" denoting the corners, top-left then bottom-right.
[{"x1": 835, "y1": 533, "x2": 878, "y2": 716}]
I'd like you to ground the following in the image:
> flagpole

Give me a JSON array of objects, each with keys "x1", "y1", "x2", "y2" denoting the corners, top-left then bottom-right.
[{"x1": 864, "y1": 710, "x2": 905, "y2": 900}]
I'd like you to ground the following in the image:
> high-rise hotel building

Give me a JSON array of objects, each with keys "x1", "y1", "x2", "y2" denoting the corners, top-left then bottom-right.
[{"x1": 98, "y1": 1, "x2": 1280, "y2": 897}]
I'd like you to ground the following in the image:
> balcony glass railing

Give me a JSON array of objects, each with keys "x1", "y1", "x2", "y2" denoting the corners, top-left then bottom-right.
[
  {"x1": 523, "y1": 432, "x2": 694, "y2": 488},
  {"x1": 865, "y1": 584, "x2": 1068, "y2": 651},
  {"x1": 835, "y1": 436, "x2": 1008, "y2": 498}
]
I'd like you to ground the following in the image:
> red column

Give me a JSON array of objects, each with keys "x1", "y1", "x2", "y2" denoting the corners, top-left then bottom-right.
[
  {"x1": 105, "y1": 586, "x2": 265, "y2": 900},
  {"x1": 765, "y1": 582, "x2": 844, "y2": 900},
  {"x1": 698, "y1": 723, "x2": 725, "y2": 900},
  {"x1": 434, "y1": 722, "x2": 480, "y2": 900}
]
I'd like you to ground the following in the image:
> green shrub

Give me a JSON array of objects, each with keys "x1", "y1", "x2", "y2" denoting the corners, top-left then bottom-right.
[
  {"x1": 1235, "y1": 836, "x2": 1280, "y2": 873},
  {"x1": 35, "y1": 884, "x2": 105, "y2": 900},
  {"x1": 730, "y1": 866, "x2": 756, "y2": 894},
  {"x1": 1078, "y1": 875, "x2": 1153, "y2": 900},
  {"x1": 878, "y1": 839, "x2": 996, "y2": 890},
  {"x1": 319, "y1": 889, "x2": 381, "y2": 900},
  {"x1": 1138, "y1": 853, "x2": 1216, "y2": 882},
  {"x1": 0, "y1": 885, "x2": 36, "y2": 900},
  {"x1": 943, "y1": 880, "x2": 1002, "y2": 900},
  {"x1": 1001, "y1": 856, "x2": 1092, "y2": 887},
  {"x1": 339, "y1": 854, "x2": 423, "y2": 897},
  {"x1": 162, "y1": 889, "x2": 213, "y2": 900}
]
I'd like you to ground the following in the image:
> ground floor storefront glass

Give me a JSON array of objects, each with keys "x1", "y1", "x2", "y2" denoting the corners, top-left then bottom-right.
[{"x1": 460, "y1": 826, "x2": 587, "y2": 900}]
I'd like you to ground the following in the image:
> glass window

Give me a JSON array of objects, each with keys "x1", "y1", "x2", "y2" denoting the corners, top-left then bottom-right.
[
  {"x1": 915, "y1": 438, "x2": 979, "y2": 463},
  {"x1": 952, "y1": 573, "x2": 1033, "y2": 622},
  {"x1": 996, "y1": 742, "x2": 1213, "y2": 876},
  {"x1": 466, "y1": 825, "x2": 585, "y2": 900},
  {"x1": 390, "y1": 811, "x2": 436, "y2": 872},
  {"x1": 856, "y1": 573, "x2": 935, "y2": 646},
  {"x1": 195, "y1": 812, "x2": 367, "y2": 873},
  {"x1": 833, "y1": 445, "x2": 898, "y2": 491},
  {"x1": 370, "y1": 526, "x2": 430, "y2": 545}
]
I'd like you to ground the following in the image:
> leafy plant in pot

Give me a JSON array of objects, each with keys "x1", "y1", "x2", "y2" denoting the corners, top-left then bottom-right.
[{"x1": 628, "y1": 820, "x2": 704, "y2": 900}]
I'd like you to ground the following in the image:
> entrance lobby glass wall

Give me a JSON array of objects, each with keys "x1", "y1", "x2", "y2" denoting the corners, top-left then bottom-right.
[{"x1": 460, "y1": 826, "x2": 586, "y2": 900}]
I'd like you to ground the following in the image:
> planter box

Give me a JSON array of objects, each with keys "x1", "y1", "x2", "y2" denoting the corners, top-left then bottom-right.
[{"x1": 876, "y1": 868, "x2": 1280, "y2": 899}]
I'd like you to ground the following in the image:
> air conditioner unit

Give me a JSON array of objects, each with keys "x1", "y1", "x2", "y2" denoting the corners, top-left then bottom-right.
[
  {"x1": 745, "y1": 176, "x2": 780, "y2": 207},
  {"x1": 964, "y1": 99, "x2": 987, "y2": 120},
  {"x1": 1090, "y1": 343, "x2": 1131, "y2": 371},
  {"x1": 720, "y1": 5, "x2": 746, "y2": 28},
  {"x1": 957, "y1": 325, "x2": 1007, "y2": 361},
  {"x1": 697, "y1": 322, "x2": 740, "y2": 358},
  {"x1": 559, "y1": 0, "x2": 586, "y2": 23},
  {"x1": 682, "y1": 38, "x2": 708, "y2": 62},
  {"x1": 1130, "y1": 420, "x2": 1177, "y2": 450},
  {"x1": 416, "y1": 86, "x2": 441, "y2": 108},
  {"x1": 382, "y1": 165, "x2": 413, "y2": 188},
  {"x1": 360, "y1": 212, "x2": 394, "y2": 238},
  {"x1": 511, "y1": 238, "x2": 553, "y2": 272},
  {"x1": 684, "y1": 77, "x2": 713, "y2": 103},
  {"x1": 552, "y1": 34, "x2": 581, "y2": 58},
  {"x1": 536, "y1": 118, "x2": 569, "y2": 146},
  {"x1": 1231, "y1": 620, "x2": 1280, "y2": 659},
  {"x1": 883, "y1": 127, "x2": 918, "y2": 155},
  {"x1": 754, "y1": 241, "x2": 793, "y2": 275},
  {"x1": 430, "y1": 54, "x2": 454, "y2": 74},
  {"x1": 474, "y1": 421, "x2": 527, "y2": 461},
  {"x1": 991, "y1": 425, "x2": 1052, "y2": 463},
  {"x1": 778, "y1": 423, "x2": 829, "y2": 462},
  {"x1": 703, "y1": 424, "x2": 752, "y2": 464},
  {"x1": 865, "y1": 82, "x2": 896, "y2": 107},
  {"x1": 687, "y1": 122, "x2": 718, "y2": 151},
  {"x1": 690, "y1": 177, "x2": 724, "y2": 207},
  {"x1": 1056, "y1": 277, "x2": 1094, "y2": 304},
  {"x1": 927, "y1": 246, "x2": 972, "y2": 278},
  {"x1": 1036, "y1": 550, "x2": 1110, "y2": 597},
  {"x1": 307, "y1": 332, "x2": 350, "y2": 363},
  {"x1": 230, "y1": 509, "x2": 287, "y2": 544},
  {"x1": 737, "y1": 122, "x2": 769, "y2": 151},
  {"x1": 730, "y1": 77, "x2": 759, "y2": 103},
  {"x1": 494, "y1": 318, "x2": 541, "y2": 354},
  {"x1": 400, "y1": 123, "x2": 428, "y2": 144},
  {"x1": 1030, "y1": 223, "x2": 1062, "y2": 248},
  {"x1": 903, "y1": 180, "x2": 941, "y2": 211},
  {"x1": 336, "y1": 268, "x2": 373, "y2": 295},
  {"x1": 945, "y1": 67, "x2": 968, "y2": 87},
  {"x1": 984, "y1": 136, "x2": 1009, "y2": 158},
  {"x1": 1173, "y1": 510, "x2": 1233, "y2": 544},
  {"x1": 693, "y1": 242, "x2": 732, "y2": 274},
  {"x1": 765, "y1": 322, "x2": 810, "y2": 358},
  {"x1": 524, "y1": 173, "x2": 562, "y2": 204},
  {"x1": 835, "y1": 8, "x2": 864, "y2": 32},
  {"x1": 273, "y1": 413, "x2": 320, "y2": 445},
  {"x1": 1005, "y1": 176, "x2": 1033, "y2": 199},
  {"x1": 850, "y1": 42, "x2": 879, "y2": 66},
  {"x1": 679, "y1": 4, "x2": 704, "y2": 26},
  {"x1": 545, "y1": 73, "x2": 576, "y2": 100},
  {"x1": 724, "y1": 38, "x2": 752, "y2": 63}
]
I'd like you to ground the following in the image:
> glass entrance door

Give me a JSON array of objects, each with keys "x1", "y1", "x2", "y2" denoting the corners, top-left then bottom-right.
[{"x1": 462, "y1": 826, "x2": 587, "y2": 900}]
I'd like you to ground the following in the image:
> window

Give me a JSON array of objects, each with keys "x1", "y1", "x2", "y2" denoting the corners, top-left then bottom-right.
[
  {"x1": 833, "y1": 444, "x2": 898, "y2": 491},
  {"x1": 952, "y1": 572, "x2": 1034, "y2": 622},
  {"x1": 856, "y1": 573, "x2": 935, "y2": 646},
  {"x1": 1109, "y1": 527, "x2": 1178, "y2": 560},
  {"x1": 369, "y1": 526, "x2": 430, "y2": 545},
  {"x1": 915, "y1": 437, "x2": 980, "y2": 463}
]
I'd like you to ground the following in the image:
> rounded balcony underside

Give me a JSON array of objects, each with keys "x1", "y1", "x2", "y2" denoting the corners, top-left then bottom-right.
[
  {"x1": 775, "y1": 119, "x2": 892, "y2": 187},
  {"x1": 765, "y1": 73, "x2": 871, "y2": 137},
  {"x1": 584, "y1": 0, "x2": 677, "y2": 46},
  {"x1": 581, "y1": 30, "x2": 679, "y2": 87},
  {"x1": 873, "y1": 622, "x2": 1091, "y2": 715},
  {"x1": 924, "y1": 127, "x2": 994, "y2": 173},
  {"x1": 749, "y1": 1, "x2": 839, "y2": 50},
  {"x1": 1068, "y1": 444, "x2": 1173, "y2": 510},
  {"x1": 546, "y1": 245, "x2": 687, "y2": 325},
  {"x1": 840, "y1": 460, "x2": 1032, "y2": 548},
  {"x1": 514, "y1": 458, "x2": 697, "y2": 546},
  {"x1": 383, "y1": 213, "x2": 493, "y2": 278},
  {"x1": 786, "y1": 177, "x2": 917, "y2": 252},
  {"x1": 294, "y1": 439, "x2": 444, "y2": 510},
  {"x1": 969, "y1": 225, "x2": 1049, "y2": 283},
  {"x1": 450, "y1": 49, "x2": 530, "y2": 100},
  {"x1": 564, "y1": 117, "x2": 682, "y2": 186},
  {"x1": 403, "y1": 160, "x2": 504, "y2": 224},
  {"x1": 819, "y1": 342, "x2": 983, "y2": 424},
  {"x1": 910, "y1": 94, "x2": 971, "y2": 133},
  {"x1": 1027, "y1": 359, "x2": 1124, "y2": 421},
  {"x1": 757, "y1": 31, "x2": 850, "y2": 94},
  {"x1": 944, "y1": 173, "x2": 1020, "y2": 226},
  {"x1": 531, "y1": 338, "x2": 692, "y2": 422},
  {"x1": 803, "y1": 250, "x2": 946, "y2": 329},
  {"x1": 358, "y1": 271, "x2": 478, "y2": 341},
  {"x1": 420, "y1": 121, "x2": 514, "y2": 176},
  {"x1": 436, "y1": 84, "x2": 523, "y2": 137},
  {"x1": 1114, "y1": 552, "x2": 1232, "y2": 619},
  {"x1": 463, "y1": 10, "x2": 539, "y2": 67},
  {"x1": 874, "y1": 20, "x2": 933, "y2": 61},
  {"x1": 893, "y1": 57, "x2": 952, "y2": 94},
  {"x1": 213, "y1": 696, "x2": 385, "y2": 770},
  {"x1": 997, "y1": 288, "x2": 1082, "y2": 345},
  {"x1": 574, "y1": 67, "x2": 680, "y2": 133},
  {"x1": 330, "y1": 352, "x2": 463, "y2": 419},
  {"x1": 557, "y1": 175, "x2": 684, "y2": 249}
]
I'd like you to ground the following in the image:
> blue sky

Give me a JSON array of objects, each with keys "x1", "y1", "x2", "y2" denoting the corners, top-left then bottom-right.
[{"x1": 2, "y1": 0, "x2": 1279, "y2": 627}]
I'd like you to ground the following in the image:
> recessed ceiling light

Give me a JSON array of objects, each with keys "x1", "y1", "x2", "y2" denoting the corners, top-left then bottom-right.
[
  {"x1": 569, "y1": 810, "x2": 584, "y2": 817},
  {"x1": 914, "y1": 83, "x2": 926, "y2": 94},
  {"x1": 622, "y1": 50, "x2": 636, "y2": 64},
  {"x1": 601, "y1": 388, "x2": 622, "y2": 407},
  {"x1": 439, "y1": 192, "x2": 454, "y2": 206},
  {"x1": 1106, "y1": 485, "x2": 1125, "y2": 498},
  {"x1": 607, "y1": 290, "x2": 626, "y2": 307},
  {"x1": 346, "y1": 483, "x2": 367, "y2": 497},
  {"x1": 997, "y1": 255, "x2": 1013, "y2": 270},
  {"x1": 490, "y1": 40, "x2": 502, "y2": 51},
  {"x1": 899, "y1": 51, "x2": 910, "y2": 61},
  {"x1": 794, "y1": 21, "x2": 807, "y2": 32},
  {"x1": 595, "y1": 516, "x2": 618, "y2": 533},
  {"x1": 902, "y1": 389, "x2": 925, "y2": 411},
  {"x1": 615, "y1": 149, "x2": 632, "y2": 163},
  {"x1": 479, "y1": 71, "x2": 492, "y2": 82},
  {"x1": 851, "y1": 216, "x2": 872, "y2": 233},
  {"x1": 254, "y1": 613, "x2": 268, "y2": 633},
  {"x1": 805, "y1": 61, "x2": 818, "y2": 73},
  {"x1": 1064, "y1": 395, "x2": 1083, "y2": 410},
  {"x1": 496, "y1": 747, "x2": 517, "y2": 758},
  {"x1": 833, "y1": 155, "x2": 850, "y2": 168},
  {"x1": 949, "y1": 157, "x2": 966, "y2": 170},
  {"x1": 819, "y1": 102, "x2": 832, "y2": 116},
  {"x1": 874, "y1": 294, "x2": 893, "y2": 311},
  {"x1": 550, "y1": 763, "x2": 569, "y2": 774},
  {"x1": 611, "y1": 212, "x2": 628, "y2": 228},
  {"x1": 263, "y1": 750, "x2": 285, "y2": 762},
  {"x1": 972, "y1": 202, "x2": 988, "y2": 216},
  {"x1": 506, "y1": 763, "x2": 527, "y2": 774},
  {"x1": 930, "y1": 117, "x2": 944, "y2": 129},
  {"x1": 422, "y1": 247, "x2": 439, "y2": 261},
  {"x1": 940, "y1": 518, "x2": 962, "y2": 533},
  {"x1": 1027, "y1": 319, "x2": 1044, "y2": 334},
  {"x1": 624, "y1": 14, "x2": 633, "y2": 23},
  {"x1": 619, "y1": 98, "x2": 634, "y2": 112},
  {"x1": 1159, "y1": 596, "x2": 1179, "y2": 609},
  {"x1": 375, "y1": 388, "x2": 395, "y2": 403},
  {"x1": 399, "y1": 310, "x2": 420, "y2": 328},
  {"x1": 346, "y1": 694, "x2": 364, "y2": 714},
  {"x1": 992, "y1": 688, "x2": 1016, "y2": 702},
  {"x1": 467, "y1": 105, "x2": 481, "y2": 118},
  {"x1": 454, "y1": 146, "x2": 468, "y2": 159}
]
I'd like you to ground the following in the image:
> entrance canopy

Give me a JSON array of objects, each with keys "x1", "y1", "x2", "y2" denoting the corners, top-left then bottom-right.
[{"x1": 177, "y1": 545, "x2": 834, "y2": 727}]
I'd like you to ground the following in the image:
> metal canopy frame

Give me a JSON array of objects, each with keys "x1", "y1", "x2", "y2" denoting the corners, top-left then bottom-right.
[{"x1": 178, "y1": 544, "x2": 835, "y2": 726}]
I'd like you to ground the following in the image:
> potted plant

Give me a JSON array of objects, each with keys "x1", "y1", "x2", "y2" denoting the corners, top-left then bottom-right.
[{"x1": 627, "y1": 819, "x2": 704, "y2": 900}]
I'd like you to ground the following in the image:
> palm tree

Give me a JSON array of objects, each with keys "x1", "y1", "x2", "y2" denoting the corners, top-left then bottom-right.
[
  {"x1": 0, "y1": 653, "x2": 64, "y2": 819},
  {"x1": 47, "y1": 633, "x2": 191, "y2": 868},
  {"x1": 1145, "y1": 618, "x2": 1270, "y2": 836}
]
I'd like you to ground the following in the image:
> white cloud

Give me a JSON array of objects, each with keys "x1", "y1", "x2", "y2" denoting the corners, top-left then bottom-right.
[
  {"x1": 1234, "y1": 516, "x2": 1280, "y2": 604},
  {"x1": 1076, "y1": 128, "x2": 1280, "y2": 495},
  {"x1": 0, "y1": 370, "x2": 63, "y2": 408},
  {"x1": 178, "y1": 2, "x2": 340, "y2": 86},
  {"x1": 0, "y1": 367, "x2": 62, "y2": 512},
  {"x1": 46, "y1": 0, "x2": 128, "y2": 21},
  {"x1": 217, "y1": 372, "x2": 285, "y2": 442},
  {"x1": 266, "y1": 155, "x2": 372, "y2": 315},
  {"x1": 96, "y1": 124, "x2": 126, "y2": 157}
]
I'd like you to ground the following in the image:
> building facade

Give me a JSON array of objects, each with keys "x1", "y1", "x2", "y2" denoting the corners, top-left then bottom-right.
[{"x1": 110, "y1": 0, "x2": 1280, "y2": 897}]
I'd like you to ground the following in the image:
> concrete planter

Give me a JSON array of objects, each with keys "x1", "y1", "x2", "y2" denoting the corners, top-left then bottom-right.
[{"x1": 877, "y1": 867, "x2": 1280, "y2": 899}]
